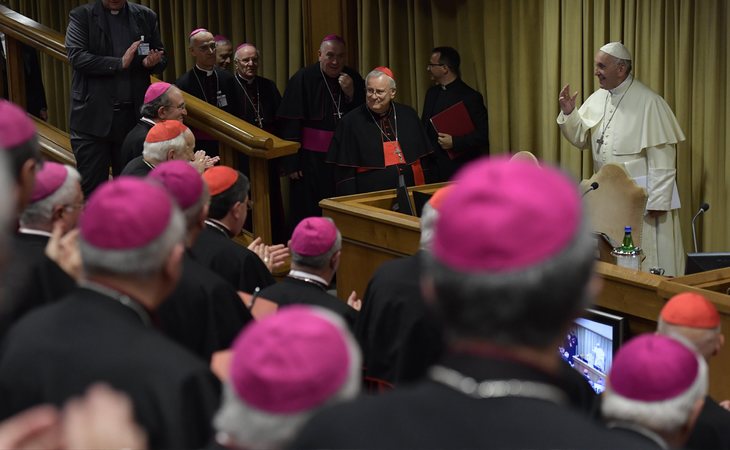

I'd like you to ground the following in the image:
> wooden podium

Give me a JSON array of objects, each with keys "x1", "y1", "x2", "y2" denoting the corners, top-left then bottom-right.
[
  {"x1": 320, "y1": 183, "x2": 446, "y2": 300},
  {"x1": 322, "y1": 185, "x2": 730, "y2": 400}
]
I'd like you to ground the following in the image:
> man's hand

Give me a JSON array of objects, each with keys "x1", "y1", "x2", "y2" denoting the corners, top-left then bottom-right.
[
  {"x1": 338, "y1": 73, "x2": 354, "y2": 100},
  {"x1": 62, "y1": 384, "x2": 147, "y2": 450},
  {"x1": 0, "y1": 405, "x2": 61, "y2": 450},
  {"x1": 142, "y1": 49, "x2": 164, "y2": 69},
  {"x1": 45, "y1": 223, "x2": 82, "y2": 281},
  {"x1": 559, "y1": 84, "x2": 578, "y2": 115},
  {"x1": 288, "y1": 170, "x2": 304, "y2": 180},
  {"x1": 347, "y1": 290, "x2": 361, "y2": 311},
  {"x1": 437, "y1": 133, "x2": 454, "y2": 150},
  {"x1": 248, "y1": 237, "x2": 290, "y2": 273},
  {"x1": 121, "y1": 40, "x2": 142, "y2": 69}
]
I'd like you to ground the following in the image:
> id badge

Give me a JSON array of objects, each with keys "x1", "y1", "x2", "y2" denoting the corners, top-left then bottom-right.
[
  {"x1": 217, "y1": 93, "x2": 228, "y2": 108},
  {"x1": 138, "y1": 36, "x2": 150, "y2": 56}
]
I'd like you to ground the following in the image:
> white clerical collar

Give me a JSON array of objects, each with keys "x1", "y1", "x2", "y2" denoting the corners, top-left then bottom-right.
[
  {"x1": 17, "y1": 228, "x2": 52, "y2": 238},
  {"x1": 609, "y1": 75, "x2": 633, "y2": 96},
  {"x1": 195, "y1": 65, "x2": 214, "y2": 76},
  {"x1": 140, "y1": 117, "x2": 156, "y2": 126},
  {"x1": 288, "y1": 269, "x2": 329, "y2": 288},
  {"x1": 237, "y1": 74, "x2": 256, "y2": 84}
]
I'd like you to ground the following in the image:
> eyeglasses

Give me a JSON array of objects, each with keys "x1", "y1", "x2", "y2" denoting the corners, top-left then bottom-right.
[
  {"x1": 166, "y1": 102, "x2": 186, "y2": 111},
  {"x1": 426, "y1": 63, "x2": 445, "y2": 69},
  {"x1": 366, "y1": 88, "x2": 391, "y2": 97},
  {"x1": 197, "y1": 43, "x2": 217, "y2": 52}
]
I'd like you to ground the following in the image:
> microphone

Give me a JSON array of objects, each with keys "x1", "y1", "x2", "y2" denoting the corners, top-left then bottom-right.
[
  {"x1": 691, "y1": 202, "x2": 710, "y2": 253},
  {"x1": 582, "y1": 182, "x2": 599, "y2": 197}
]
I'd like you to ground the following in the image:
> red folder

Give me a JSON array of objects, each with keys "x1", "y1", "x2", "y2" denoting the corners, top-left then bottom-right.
[{"x1": 429, "y1": 101, "x2": 475, "y2": 159}]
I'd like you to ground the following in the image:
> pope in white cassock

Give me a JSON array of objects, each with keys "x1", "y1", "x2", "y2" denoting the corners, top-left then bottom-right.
[{"x1": 557, "y1": 42, "x2": 685, "y2": 276}]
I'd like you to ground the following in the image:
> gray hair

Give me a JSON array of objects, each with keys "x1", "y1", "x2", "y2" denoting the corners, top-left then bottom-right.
[
  {"x1": 20, "y1": 166, "x2": 81, "y2": 228},
  {"x1": 139, "y1": 88, "x2": 173, "y2": 119},
  {"x1": 365, "y1": 69, "x2": 396, "y2": 89},
  {"x1": 419, "y1": 202, "x2": 438, "y2": 250},
  {"x1": 213, "y1": 307, "x2": 361, "y2": 450},
  {"x1": 614, "y1": 56, "x2": 632, "y2": 76},
  {"x1": 142, "y1": 132, "x2": 187, "y2": 164},
  {"x1": 602, "y1": 348, "x2": 707, "y2": 433},
  {"x1": 424, "y1": 215, "x2": 595, "y2": 347},
  {"x1": 291, "y1": 230, "x2": 342, "y2": 270},
  {"x1": 657, "y1": 319, "x2": 722, "y2": 361},
  {"x1": 79, "y1": 205, "x2": 185, "y2": 278},
  {"x1": 182, "y1": 183, "x2": 210, "y2": 229}
]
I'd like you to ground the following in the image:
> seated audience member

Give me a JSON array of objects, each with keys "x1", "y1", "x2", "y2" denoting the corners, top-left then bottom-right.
[
  {"x1": 257, "y1": 217, "x2": 358, "y2": 328},
  {"x1": 0, "y1": 99, "x2": 42, "y2": 214},
  {"x1": 327, "y1": 66, "x2": 434, "y2": 195},
  {"x1": 0, "y1": 177, "x2": 221, "y2": 449},
  {"x1": 175, "y1": 28, "x2": 241, "y2": 157},
  {"x1": 1, "y1": 163, "x2": 80, "y2": 335},
  {"x1": 292, "y1": 158, "x2": 649, "y2": 449},
  {"x1": 191, "y1": 166, "x2": 285, "y2": 294},
  {"x1": 215, "y1": 35, "x2": 234, "y2": 70},
  {"x1": 214, "y1": 305, "x2": 361, "y2": 450},
  {"x1": 355, "y1": 187, "x2": 450, "y2": 390},
  {"x1": 120, "y1": 82, "x2": 188, "y2": 165},
  {"x1": 122, "y1": 120, "x2": 216, "y2": 177},
  {"x1": 148, "y1": 161, "x2": 254, "y2": 360},
  {"x1": 602, "y1": 334, "x2": 707, "y2": 449},
  {"x1": 657, "y1": 292, "x2": 730, "y2": 450}
]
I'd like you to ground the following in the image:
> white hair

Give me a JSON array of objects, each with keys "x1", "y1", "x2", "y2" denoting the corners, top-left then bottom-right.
[
  {"x1": 365, "y1": 69, "x2": 396, "y2": 89},
  {"x1": 602, "y1": 347, "x2": 708, "y2": 433},
  {"x1": 419, "y1": 202, "x2": 438, "y2": 250},
  {"x1": 142, "y1": 132, "x2": 187, "y2": 164},
  {"x1": 213, "y1": 307, "x2": 362, "y2": 450},
  {"x1": 79, "y1": 205, "x2": 185, "y2": 278},
  {"x1": 20, "y1": 165, "x2": 81, "y2": 228}
]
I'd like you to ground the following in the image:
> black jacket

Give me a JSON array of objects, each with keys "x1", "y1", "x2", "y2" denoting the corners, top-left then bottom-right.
[{"x1": 66, "y1": 0, "x2": 166, "y2": 136}]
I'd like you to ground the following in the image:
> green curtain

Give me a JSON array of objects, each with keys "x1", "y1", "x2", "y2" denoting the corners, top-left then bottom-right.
[{"x1": 357, "y1": 0, "x2": 730, "y2": 255}]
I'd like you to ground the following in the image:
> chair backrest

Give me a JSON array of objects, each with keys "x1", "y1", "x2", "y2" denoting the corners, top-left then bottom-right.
[{"x1": 580, "y1": 163, "x2": 648, "y2": 249}]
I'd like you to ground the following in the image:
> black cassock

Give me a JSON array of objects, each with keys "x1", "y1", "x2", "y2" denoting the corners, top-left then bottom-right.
[
  {"x1": 190, "y1": 224, "x2": 275, "y2": 294},
  {"x1": 292, "y1": 352, "x2": 645, "y2": 450},
  {"x1": 355, "y1": 252, "x2": 444, "y2": 389},
  {"x1": 119, "y1": 118, "x2": 155, "y2": 166},
  {"x1": 327, "y1": 102, "x2": 434, "y2": 195},
  {"x1": 0, "y1": 232, "x2": 76, "y2": 341},
  {"x1": 120, "y1": 155, "x2": 153, "y2": 177},
  {"x1": 0, "y1": 287, "x2": 221, "y2": 449},
  {"x1": 157, "y1": 251, "x2": 254, "y2": 361},
  {"x1": 175, "y1": 66, "x2": 242, "y2": 157},
  {"x1": 277, "y1": 62, "x2": 365, "y2": 229},
  {"x1": 421, "y1": 78, "x2": 489, "y2": 181},
  {"x1": 258, "y1": 276, "x2": 358, "y2": 330},
  {"x1": 233, "y1": 74, "x2": 288, "y2": 244}
]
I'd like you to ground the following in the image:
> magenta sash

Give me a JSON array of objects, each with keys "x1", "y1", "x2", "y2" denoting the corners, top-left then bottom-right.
[{"x1": 301, "y1": 127, "x2": 334, "y2": 153}]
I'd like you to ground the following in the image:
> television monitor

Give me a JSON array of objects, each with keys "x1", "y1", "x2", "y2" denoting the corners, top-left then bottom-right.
[
  {"x1": 685, "y1": 252, "x2": 730, "y2": 275},
  {"x1": 560, "y1": 308, "x2": 628, "y2": 394}
]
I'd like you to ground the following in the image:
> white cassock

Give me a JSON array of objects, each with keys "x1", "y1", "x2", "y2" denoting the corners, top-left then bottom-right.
[{"x1": 557, "y1": 75, "x2": 686, "y2": 276}]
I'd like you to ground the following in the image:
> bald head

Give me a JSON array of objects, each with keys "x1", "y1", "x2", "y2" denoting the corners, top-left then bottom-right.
[{"x1": 234, "y1": 44, "x2": 259, "y2": 80}]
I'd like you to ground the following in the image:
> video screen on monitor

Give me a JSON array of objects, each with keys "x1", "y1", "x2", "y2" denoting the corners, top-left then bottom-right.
[{"x1": 559, "y1": 308, "x2": 628, "y2": 394}]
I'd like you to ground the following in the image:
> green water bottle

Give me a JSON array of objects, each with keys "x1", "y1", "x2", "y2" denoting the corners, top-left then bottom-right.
[{"x1": 621, "y1": 226, "x2": 635, "y2": 251}]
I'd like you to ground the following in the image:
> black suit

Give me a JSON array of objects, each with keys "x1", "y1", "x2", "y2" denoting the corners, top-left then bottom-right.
[
  {"x1": 120, "y1": 117, "x2": 155, "y2": 165},
  {"x1": 0, "y1": 287, "x2": 220, "y2": 449},
  {"x1": 421, "y1": 78, "x2": 489, "y2": 181},
  {"x1": 66, "y1": 0, "x2": 166, "y2": 195}
]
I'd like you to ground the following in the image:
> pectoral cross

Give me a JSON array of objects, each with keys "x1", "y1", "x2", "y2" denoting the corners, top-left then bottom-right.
[
  {"x1": 256, "y1": 116, "x2": 264, "y2": 128},
  {"x1": 334, "y1": 110, "x2": 342, "y2": 119},
  {"x1": 596, "y1": 136, "x2": 604, "y2": 151},
  {"x1": 394, "y1": 145, "x2": 404, "y2": 163}
]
